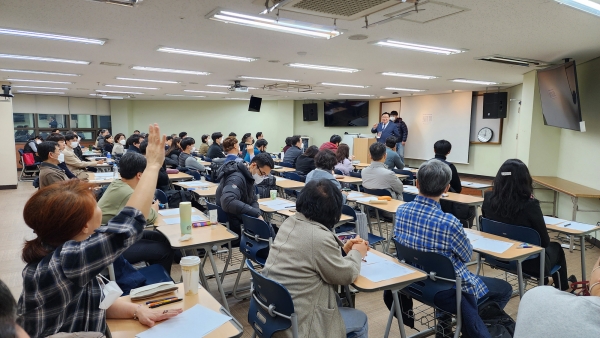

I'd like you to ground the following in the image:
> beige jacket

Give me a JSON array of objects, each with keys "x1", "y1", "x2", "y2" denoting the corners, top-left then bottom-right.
[
  {"x1": 263, "y1": 213, "x2": 362, "y2": 338},
  {"x1": 63, "y1": 147, "x2": 99, "y2": 178},
  {"x1": 39, "y1": 162, "x2": 69, "y2": 189}
]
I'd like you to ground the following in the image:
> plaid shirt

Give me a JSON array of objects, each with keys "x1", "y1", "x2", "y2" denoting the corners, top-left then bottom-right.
[
  {"x1": 394, "y1": 195, "x2": 488, "y2": 299},
  {"x1": 17, "y1": 207, "x2": 145, "y2": 338}
]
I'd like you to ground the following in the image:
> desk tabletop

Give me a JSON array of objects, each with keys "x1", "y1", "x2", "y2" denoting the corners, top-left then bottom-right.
[
  {"x1": 465, "y1": 228, "x2": 542, "y2": 261},
  {"x1": 276, "y1": 209, "x2": 353, "y2": 224},
  {"x1": 545, "y1": 217, "x2": 600, "y2": 235},
  {"x1": 336, "y1": 175, "x2": 363, "y2": 184},
  {"x1": 353, "y1": 162, "x2": 370, "y2": 169},
  {"x1": 352, "y1": 250, "x2": 427, "y2": 292},
  {"x1": 461, "y1": 181, "x2": 492, "y2": 190},
  {"x1": 87, "y1": 173, "x2": 114, "y2": 185},
  {"x1": 532, "y1": 176, "x2": 600, "y2": 198},
  {"x1": 258, "y1": 197, "x2": 294, "y2": 213},
  {"x1": 272, "y1": 166, "x2": 297, "y2": 174},
  {"x1": 403, "y1": 186, "x2": 484, "y2": 205},
  {"x1": 174, "y1": 181, "x2": 219, "y2": 197},
  {"x1": 156, "y1": 209, "x2": 238, "y2": 248},
  {"x1": 168, "y1": 172, "x2": 193, "y2": 181},
  {"x1": 276, "y1": 179, "x2": 305, "y2": 189},
  {"x1": 347, "y1": 193, "x2": 405, "y2": 213},
  {"x1": 107, "y1": 284, "x2": 242, "y2": 338}
]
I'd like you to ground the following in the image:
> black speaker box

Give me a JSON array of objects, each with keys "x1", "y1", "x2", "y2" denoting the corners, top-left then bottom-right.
[
  {"x1": 303, "y1": 103, "x2": 318, "y2": 121},
  {"x1": 483, "y1": 92, "x2": 508, "y2": 119},
  {"x1": 248, "y1": 96, "x2": 262, "y2": 112}
]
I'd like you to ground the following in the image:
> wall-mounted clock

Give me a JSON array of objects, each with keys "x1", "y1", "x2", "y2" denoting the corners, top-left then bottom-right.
[{"x1": 477, "y1": 127, "x2": 494, "y2": 142}]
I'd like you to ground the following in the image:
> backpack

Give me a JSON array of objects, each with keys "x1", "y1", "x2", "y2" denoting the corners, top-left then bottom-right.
[
  {"x1": 164, "y1": 189, "x2": 192, "y2": 208},
  {"x1": 23, "y1": 152, "x2": 36, "y2": 166},
  {"x1": 207, "y1": 158, "x2": 226, "y2": 183},
  {"x1": 255, "y1": 175, "x2": 277, "y2": 198},
  {"x1": 478, "y1": 300, "x2": 515, "y2": 338}
]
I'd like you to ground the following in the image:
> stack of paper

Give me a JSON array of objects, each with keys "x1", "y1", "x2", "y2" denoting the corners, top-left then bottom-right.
[
  {"x1": 360, "y1": 254, "x2": 413, "y2": 283},
  {"x1": 470, "y1": 238, "x2": 513, "y2": 253},
  {"x1": 162, "y1": 214, "x2": 206, "y2": 225},
  {"x1": 136, "y1": 304, "x2": 232, "y2": 338},
  {"x1": 159, "y1": 209, "x2": 180, "y2": 216},
  {"x1": 259, "y1": 199, "x2": 296, "y2": 211},
  {"x1": 183, "y1": 181, "x2": 211, "y2": 187}
]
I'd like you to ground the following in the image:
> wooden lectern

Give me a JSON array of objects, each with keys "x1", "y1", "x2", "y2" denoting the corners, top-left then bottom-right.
[{"x1": 353, "y1": 138, "x2": 376, "y2": 164}]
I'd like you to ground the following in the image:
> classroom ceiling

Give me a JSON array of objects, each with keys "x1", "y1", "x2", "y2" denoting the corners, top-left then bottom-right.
[{"x1": 1, "y1": 0, "x2": 600, "y2": 101}]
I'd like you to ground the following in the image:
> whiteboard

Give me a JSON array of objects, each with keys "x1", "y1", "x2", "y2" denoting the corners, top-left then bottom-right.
[
  {"x1": 381, "y1": 101, "x2": 401, "y2": 115},
  {"x1": 401, "y1": 92, "x2": 472, "y2": 164},
  {"x1": 470, "y1": 94, "x2": 502, "y2": 143}
]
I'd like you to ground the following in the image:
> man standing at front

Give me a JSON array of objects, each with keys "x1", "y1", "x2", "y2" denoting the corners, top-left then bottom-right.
[
  {"x1": 390, "y1": 111, "x2": 408, "y2": 163},
  {"x1": 371, "y1": 112, "x2": 399, "y2": 145}
]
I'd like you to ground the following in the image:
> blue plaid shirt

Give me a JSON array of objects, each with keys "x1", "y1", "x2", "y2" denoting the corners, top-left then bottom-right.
[
  {"x1": 394, "y1": 195, "x2": 488, "y2": 299},
  {"x1": 17, "y1": 207, "x2": 145, "y2": 338}
]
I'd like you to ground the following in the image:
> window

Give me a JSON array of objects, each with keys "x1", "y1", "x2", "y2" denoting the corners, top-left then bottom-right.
[
  {"x1": 13, "y1": 113, "x2": 111, "y2": 143},
  {"x1": 14, "y1": 129, "x2": 34, "y2": 143},
  {"x1": 99, "y1": 116, "x2": 112, "y2": 129},
  {"x1": 38, "y1": 114, "x2": 67, "y2": 129},
  {"x1": 70, "y1": 114, "x2": 96, "y2": 129}
]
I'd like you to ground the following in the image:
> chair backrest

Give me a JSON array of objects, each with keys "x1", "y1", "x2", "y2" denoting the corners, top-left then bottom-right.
[
  {"x1": 341, "y1": 204, "x2": 357, "y2": 222},
  {"x1": 334, "y1": 169, "x2": 344, "y2": 175},
  {"x1": 393, "y1": 169, "x2": 415, "y2": 181},
  {"x1": 393, "y1": 239, "x2": 459, "y2": 308},
  {"x1": 480, "y1": 217, "x2": 541, "y2": 263},
  {"x1": 363, "y1": 188, "x2": 392, "y2": 197},
  {"x1": 240, "y1": 215, "x2": 276, "y2": 265},
  {"x1": 402, "y1": 192, "x2": 416, "y2": 203},
  {"x1": 247, "y1": 259, "x2": 297, "y2": 338},
  {"x1": 190, "y1": 170, "x2": 202, "y2": 181},
  {"x1": 349, "y1": 171, "x2": 362, "y2": 178},
  {"x1": 282, "y1": 172, "x2": 305, "y2": 183},
  {"x1": 154, "y1": 189, "x2": 169, "y2": 205},
  {"x1": 206, "y1": 201, "x2": 229, "y2": 224},
  {"x1": 279, "y1": 162, "x2": 294, "y2": 168}
]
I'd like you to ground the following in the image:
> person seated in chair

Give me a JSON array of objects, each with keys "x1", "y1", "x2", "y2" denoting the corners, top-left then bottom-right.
[
  {"x1": 45, "y1": 133, "x2": 76, "y2": 179},
  {"x1": 282, "y1": 135, "x2": 303, "y2": 166},
  {"x1": 223, "y1": 136, "x2": 244, "y2": 164},
  {"x1": 103, "y1": 134, "x2": 114, "y2": 154},
  {"x1": 178, "y1": 137, "x2": 206, "y2": 172},
  {"x1": 319, "y1": 134, "x2": 342, "y2": 152},
  {"x1": 244, "y1": 138, "x2": 268, "y2": 162},
  {"x1": 207, "y1": 132, "x2": 225, "y2": 159},
  {"x1": 263, "y1": 179, "x2": 369, "y2": 338},
  {"x1": 63, "y1": 133, "x2": 104, "y2": 178},
  {"x1": 294, "y1": 145, "x2": 318, "y2": 175},
  {"x1": 361, "y1": 142, "x2": 403, "y2": 200},
  {"x1": 198, "y1": 134, "x2": 211, "y2": 156},
  {"x1": 305, "y1": 149, "x2": 347, "y2": 204},
  {"x1": 384, "y1": 136, "x2": 404, "y2": 170},
  {"x1": 125, "y1": 134, "x2": 143, "y2": 154},
  {"x1": 112, "y1": 133, "x2": 126, "y2": 156},
  {"x1": 388, "y1": 159, "x2": 512, "y2": 338},
  {"x1": 23, "y1": 135, "x2": 43, "y2": 163},
  {"x1": 334, "y1": 143, "x2": 354, "y2": 175},
  {"x1": 37, "y1": 141, "x2": 69, "y2": 189}
]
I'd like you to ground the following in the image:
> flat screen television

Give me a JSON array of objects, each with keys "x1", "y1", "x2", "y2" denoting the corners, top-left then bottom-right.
[
  {"x1": 323, "y1": 100, "x2": 369, "y2": 127},
  {"x1": 537, "y1": 61, "x2": 582, "y2": 131}
]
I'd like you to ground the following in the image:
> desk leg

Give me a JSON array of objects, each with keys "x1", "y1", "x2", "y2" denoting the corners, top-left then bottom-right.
[
  {"x1": 572, "y1": 196, "x2": 578, "y2": 222},
  {"x1": 384, "y1": 302, "x2": 394, "y2": 338},
  {"x1": 580, "y1": 234, "x2": 587, "y2": 281},
  {"x1": 517, "y1": 260, "x2": 524, "y2": 299},
  {"x1": 474, "y1": 205, "x2": 482, "y2": 231},
  {"x1": 475, "y1": 253, "x2": 482, "y2": 276},
  {"x1": 539, "y1": 248, "x2": 545, "y2": 287},
  {"x1": 374, "y1": 209, "x2": 385, "y2": 251},
  {"x1": 207, "y1": 249, "x2": 230, "y2": 312},
  {"x1": 552, "y1": 191, "x2": 558, "y2": 217},
  {"x1": 364, "y1": 205, "x2": 373, "y2": 233},
  {"x1": 392, "y1": 290, "x2": 407, "y2": 338}
]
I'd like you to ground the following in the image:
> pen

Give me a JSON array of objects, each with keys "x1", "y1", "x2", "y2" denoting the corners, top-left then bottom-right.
[
  {"x1": 145, "y1": 296, "x2": 177, "y2": 305},
  {"x1": 149, "y1": 298, "x2": 182, "y2": 308},
  {"x1": 563, "y1": 223, "x2": 571, "y2": 227}
]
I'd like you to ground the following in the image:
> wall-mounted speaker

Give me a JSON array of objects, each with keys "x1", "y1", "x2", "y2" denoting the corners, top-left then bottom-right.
[
  {"x1": 302, "y1": 103, "x2": 318, "y2": 121},
  {"x1": 483, "y1": 92, "x2": 508, "y2": 119},
  {"x1": 248, "y1": 96, "x2": 262, "y2": 112}
]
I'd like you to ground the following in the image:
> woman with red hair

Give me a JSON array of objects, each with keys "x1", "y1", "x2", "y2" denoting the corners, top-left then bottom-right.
[{"x1": 16, "y1": 124, "x2": 182, "y2": 338}]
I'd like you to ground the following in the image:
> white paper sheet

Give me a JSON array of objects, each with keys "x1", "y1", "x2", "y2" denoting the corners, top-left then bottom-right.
[
  {"x1": 360, "y1": 260, "x2": 414, "y2": 283},
  {"x1": 461, "y1": 181, "x2": 491, "y2": 189},
  {"x1": 136, "y1": 304, "x2": 232, "y2": 338},
  {"x1": 162, "y1": 215, "x2": 205, "y2": 225},
  {"x1": 471, "y1": 238, "x2": 513, "y2": 253},
  {"x1": 361, "y1": 253, "x2": 389, "y2": 266},
  {"x1": 159, "y1": 209, "x2": 180, "y2": 216},
  {"x1": 94, "y1": 172, "x2": 114, "y2": 178},
  {"x1": 259, "y1": 199, "x2": 296, "y2": 211},
  {"x1": 347, "y1": 192, "x2": 365, "y2": 199},
  {"x1": 355, "y1": 197, "x2": 377, "y2": 203},
  {"x1": 555, "y1": 221, "x2": 598, "y2": 232},
  {"x1": 543, "y1": 216, "x2": 568, "y2": 225},
  {"x1": 275, "y1": 177, "x2": 289, "y2": 181},
  {"x1": 403, "y1": 186, "x2": 419, "y2": 194},
  {"x1": 465, "y1": 232, "x2": 485, "y2": 243},
  {"x1": 182, "y1": 181, "x2": 211, "y2": 187}
]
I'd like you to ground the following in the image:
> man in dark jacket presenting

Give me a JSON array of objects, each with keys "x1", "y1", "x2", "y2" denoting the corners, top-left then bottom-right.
[
  {"x1": 390, "y1": 111, "x2": 408, "y2": 163},
  {"x1": 216, "y1": 152, "x2": 274, "y2": 246}
]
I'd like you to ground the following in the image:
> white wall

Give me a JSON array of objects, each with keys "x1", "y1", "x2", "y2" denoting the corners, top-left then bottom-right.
[
  {"x1": 12, "y1": 94, "x2": 110, "y2": 116},
  {"x1": 1, "y1": 96, "x2": 18, "y2": 187}
]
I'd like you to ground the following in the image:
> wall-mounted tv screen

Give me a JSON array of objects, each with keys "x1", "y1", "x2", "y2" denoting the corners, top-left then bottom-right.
[
  {"x1": 537, "y1": 61, "x2": 582, "y2": 131},
  {"x1": 324, "y1": 100, "x2": 369, "y2": 127}
]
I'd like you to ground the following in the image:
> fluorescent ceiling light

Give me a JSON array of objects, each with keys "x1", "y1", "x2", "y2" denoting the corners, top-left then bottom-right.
[
  {"x1": 384, "y1": 87, "x2": 426, "y2": 92},
  {"x1": 0, "y1": 54, "x2": 90, "y2": 64},
  {"x1": 12, "y1": 85, "x2": 69, "y2": 90},
  {"x1": 208, "y1": 9, "x2": 341, "y2": 39},
  {"x1": 102, "y1": 96, "x2": 124, "y2": 100},
  {"x1": 157, "y1": 47, "x2": 256, "y2": 62},
  {"x1": 7, "y1": 78, "x2": 73, "y2": 84},
  {"x1": 286, "y1": 63, "x2": 359, "y2": 73},
  {"x1": 239, "y1": 76, "x2": 299, "y2": 83},
  {"x1": 15, "y1": 90, "x2": 65, "y2": 94},
  {"x1": 339, "y1": 93, "x2": 373, "y2": 97},
  {"x1": 90, "y1": 93, "x2": 105, "y2": 96},
  {"x1": 116, "y1": 77, "x2": 179, "y2": 84},
  {"x1": 452, "y1": 79, "x2": 499, "y2": 85},
  {"x1": 131, "y1": 66, "x2": 210, "y2": 75},
  {"x1": 382, "y1": 72, "x2": 439, "y2": 80},
  {"x1": 184, "y1": 90, "x2": 228, "y2": 94},
  {"x1": 0, "y1": 28, "x2": 105, "y2": 45},
  {"x1": 225, "y1": 98, "x2": 250, "y2": 100},
  {"x1": 321, "y1": 82, "x2": 369, "y2": 88},
  {"x1": 0, "y1": 69, "x2": 80, "y2": 76},
  {"x1": 96, "y1": 90, "x2": 144, "y2": 95},
  {"x1": 555, "y1": 0, "x2": 600, "y2": 16},
  {"x1": 166, "y1": 94, "x2": 206, "y2": 98},
  {"x1": 374, "y1": 40, "x2": 466, "y2": 55},
  {"x1": 105, "y1": 84, "x2": 159, "y2": 90},
  {"x1": 206, "y1": 84, "x2": 258, "y2": 89}
]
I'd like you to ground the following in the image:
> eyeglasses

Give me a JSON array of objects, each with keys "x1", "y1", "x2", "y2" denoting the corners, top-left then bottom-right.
[{"x1": 256, "y1": 166, "x2": 268, "y2": 178}]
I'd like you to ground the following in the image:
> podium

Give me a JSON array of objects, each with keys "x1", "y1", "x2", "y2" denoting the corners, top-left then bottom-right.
[{"x1": 353, "y1": 138, "x2": 376, "y2": 164}]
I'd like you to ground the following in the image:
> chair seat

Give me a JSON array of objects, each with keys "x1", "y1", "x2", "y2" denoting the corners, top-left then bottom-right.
[
  {"x1": 368, "y1": 233, "x2": 385, "y2": 245},
  {"x1": 137, "y1": 264, "x2": 173, "y2": 285}
]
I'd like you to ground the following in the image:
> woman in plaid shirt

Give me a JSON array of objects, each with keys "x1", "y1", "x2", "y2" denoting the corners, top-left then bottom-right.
[{"x1": 17, "y1": 124, "x2": 182, "y2": 338}]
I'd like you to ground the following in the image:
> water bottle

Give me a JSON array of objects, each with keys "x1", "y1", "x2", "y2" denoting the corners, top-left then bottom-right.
[
  {"x1": 106, "y1": 152, "x2": 111, "y2": 160},
  {"x1": 113, "y1": 164, "x2": 118, "y2": 178}
]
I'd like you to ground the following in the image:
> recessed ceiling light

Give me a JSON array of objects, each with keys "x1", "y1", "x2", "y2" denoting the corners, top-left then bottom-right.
[
  {"x1": 374, "y1": 40, "x2": 466, "y2": 55},
  {"x1": 183, "y1": 90, "x2": 228, "y2": 94},
  {"x1": 384, "y1": 87, "x2": 426, "y2": 92},
  {"x1": 0, "y1": 54, "x2": 90, "y2": 64},
  {"x1": 131, "y1": 66, "x2": 210, "y2": 75},
  {"x1": 239, "y1": 76, "x2": 299, "y2": 83},
  {"x1": 208, "y1": 9, "x2": 341, "y2": 39},
  {"x1": 7, "y1": 78, "x2": 74, "y2": 84},
  {"x1": 166, "y1": 94, "x2": 206, "y2": 98},
  {"x1": 286, "y1": 63, "x2": 360, "y2": 73},
  {"x1": 0, "y1": 69, "x2": 80, "y2": 76},
  {"x1": 339, "y1": 93, "x2": 373, "y2": 97},
  {"x1": 0, "y1": 27, "x2": 106, "y2": 45},
  {"x1": 382, "y1": 72, "x2": 439, "y2": 80},
  {"x1": 15, "y1": 90, "x2": 65, "y2": 94},
  {"x1": 96, "y1": 90, "x2": 144, "y2": 95},
  {"x1": 555, "y1": 0, "x2": 600, "y2": 17},
  {"x1": 320, "y1": 82, "x2": 369, "y2": 88},
  {"x1": 451, "y1": 79, "x2": 499, "y2": 85},
  {"x1": 105, "y1": 84, "x2": 159, "y2": 90},
  {"x1": 12, "y1": 85, "x2": 69, "y2": 90},
  {"x1": 116, "y1": 77, "x2": 179, "y2": 84},
  {"x1": 157, "y1": 47, "x2": 257, "y2": 62}
]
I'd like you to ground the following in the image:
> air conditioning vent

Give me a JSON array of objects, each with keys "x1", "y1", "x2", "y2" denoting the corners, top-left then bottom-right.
[
  {"x1": 100, "y1": 62, "x2": 122, "y2": 67},
  {"x1": 86, "y1": 0, "x2": 143, "y2": 7},
  {"x1": 256, "y1": 0, "x2": 407, "y2": 20},
  {"x1": 476, "y1": 55, "x2": 550, "y2": 68}
]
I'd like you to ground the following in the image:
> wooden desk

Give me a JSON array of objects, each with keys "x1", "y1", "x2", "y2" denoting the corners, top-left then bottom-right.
[
  {"x1": 532, "y1": 176, "x2": 600, "y2": 221},
  {"x1": 352, "y1": 250, "x2": 427, "y2": 338},
  {"x1": 278, "y1": 209, "x2": 353, "y2": 228},
  {"x1": 271, "y1": 166, "x2": 296, "y2": 175},
  {"x1": 395, "y1": 174, "x2": 409, "y2": 179},
  {"x1": 336, "y1": 175, "x2": 363, "y2": 185},
  {"x1": 174, "y1": 181, "x2": 218, "y2": 199},
  {"x1": 275, "y1": 178, "x2": 305, "y2": 190},
  {"x1": 353, "y1": 162, "x2": 369, "y2": 170},
  {"x1": 466, "y1": 228, "x2": 543, "y2": 298},
  {"x1": 258, "y1": 197, "x2": 294, "y2": 213},
  {"x1": 461, "y1": 181, "x2": 492, "y2": 197},
  {"x1": 156, "y1": 209, "x2": 238, "y2": 311},
  {"x1": 168, "y1": 172, "x2": 193, "y2": 182},
  {"x1": 87, "y1": 173, "x2": 114, "y2": 186},
  {"x1": 107, "y1": 284, "x2": 243, "y2": 338}
]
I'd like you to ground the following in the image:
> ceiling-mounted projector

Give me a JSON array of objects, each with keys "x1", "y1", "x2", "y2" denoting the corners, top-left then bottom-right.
[{"x1": 229, "y1": 80, "x2": 249, "y2": 93}]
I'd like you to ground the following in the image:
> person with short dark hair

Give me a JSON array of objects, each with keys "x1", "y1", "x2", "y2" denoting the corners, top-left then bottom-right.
[
  {"x1": 178, "y1": 131, "x2": 187, "y2": 139},
  {"x1": 96, "y1": 129, "x2": 110, "y2": 149},
  {"x1": 38, "y1": 141, "x2": 69, "y2": 189},
  {"x1": 215, "y1": 152, "x2": 274, "y2": 245},
  {"x1": 483, "y1": 159, "x2": 570, "y2": 290},
  {"x1": 263, "y1": 179, "x2": 369, "y2": 338},
  {"x1": 179, "y1": 137, "x2": 205, "y2": 171},
  {"x1": 384, "y1": 136, "x2": 404, "y2": 170},
  {"x1": 256, "y1": 131, "x2": 263, "y2": 140},
  {"x1": 244, "y1": 138, "x2": 268, "y2": 162},
  {"x1": 165, "y1": 135, "x2": 173, "y2": 151},
  {"x1": 319, "y1": 134, "x2": 342, "y2": 151},
  {"x1": 371, "y1": 112, "x2": 400, "y2": 144},
  {"x1": 45, "y1": 133, "x2": 76, "y2": 179},
  {"x1": 140, "y1": 141, "x2": 170, "y2": 192},
  {"x1": 112, "y1": 133, "x2": 126, "y2": 156},
  {"x1": 228, "y1": 132, "x2": 236, "y2": 137},
  {"x1": 126, "y1": 134, "x2": 143, "y2": 154},
  {"x1": 294, "y1": 145, "x2": 319, "y2": 175},
  {"x1": 103, "y1": 134, "x2": 114, "y2": 154},
  {"x1": 23, "y1": 135, "x2": 43, "y2": 162},
  {"x1": 306, "y1": 149, "x2": 347, "y2": 203},
  {"x1": 389, "y1": 159, "x2": 512, "y2": 337},
  {"x1": 282, "y1": 137, "x2": 293, "y2": 153},
  {"x1": 0, "y1": 278, "x2": 29, "y2": 338},
  {"x1": 223, "y1": 136, "x2": 243, "y2": 163},
  {"x1": 433, "y1": 139, "x2": 461, "y2": 193},
  {"x1": 198, "y1": 134, "x2": 211, "y2": 156},
  {"x1": 63, "y1": 133, "x2": 104, "y2": 178},
  {"x1": 51, "y1": 128, "x2": 60, "y2": 133},
  {"x1": 334, "y1": 143, "x2": 354, "y2": 175},
  {"x1": 389, "y1": 110, "x2": 408, "y2": 162},
  {"x1": 283, "y1": 135, "x2": 303, "y2": 166},
  {"x1": 48, "y1": 116, "x2": 57, "y2": 129},
  {"x1": 361, "y1": 142, "x2": 403, "y2": 199},
  {"x1": 207, "y1": 132, "x2": 225, "y2": 159},
  {"x1": 240, "y1": 133, "x2": 258, "y2": 160},
  {"x1": 133, "y1": 129, "x2": 140, "y2": 134}
]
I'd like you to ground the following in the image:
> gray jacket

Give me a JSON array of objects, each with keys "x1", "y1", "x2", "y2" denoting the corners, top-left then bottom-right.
[
  {"x1": 263, "y1": 213, "x2": 362, "y2": 338},
  {"x1": 305, "y1": 169, "x2": 346, "y2": 204},
  {"x1": 283, "y1": 146, "x2": 302, "y2": 166},
  {"x1": 384, "y1": 148, "x2": 404, "y2": 170},
  {"x1": 361, "y1": 161, "x2": 404, "y2": 200}
]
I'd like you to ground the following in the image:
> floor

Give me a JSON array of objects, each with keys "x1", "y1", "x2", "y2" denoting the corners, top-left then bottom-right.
[{"x1": 2, "y1": 176, "x2": 599, "y2": 337}]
